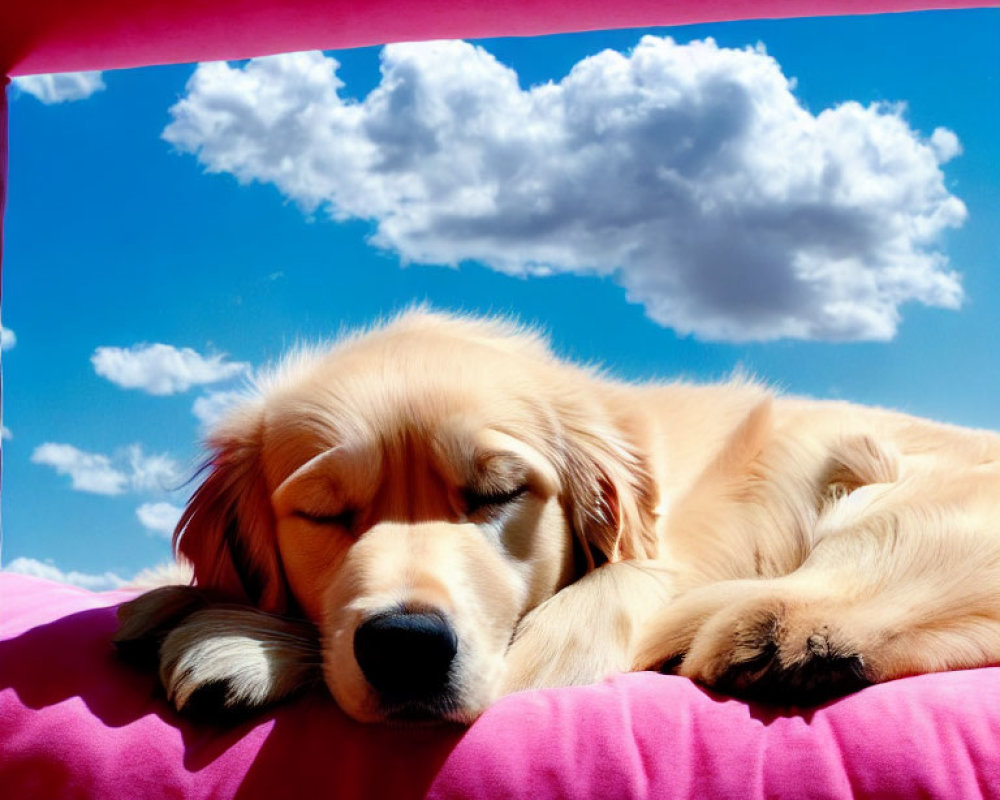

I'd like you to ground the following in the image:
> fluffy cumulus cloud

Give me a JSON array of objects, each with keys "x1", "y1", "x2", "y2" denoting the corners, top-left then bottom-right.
[
  {"x1": 92, "y1": 343, "x2": 249, "y2": 395},
  {"x1": 14, "y1": 71, "x2": 106, "y2": 104},
  {"x1": 164, "y1": 38, "x2": 967, "y2": 342},
  {"x1": 1, "y1": 326, "x2": 16, "y2": 351},
  {"x1": 31, "y1": 443, "x2": 183, "y2": 495},
  {"x1": 3, "y1": 557, "x2": 125, "y2": 590},
  {"x1": 136, "y1": 501, "x2": 184, "y2": 538}
]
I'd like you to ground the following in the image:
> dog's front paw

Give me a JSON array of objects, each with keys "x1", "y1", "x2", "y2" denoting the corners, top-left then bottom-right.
[
  {"x1": 504, "y1": 560, "x2": 678, "y2": 693},
  {"x1": 116, "y1": 588, "x2": 323, "y2": 718},
  {"x1": 675, "y1": 595, "x2": 871, "y2": 705},
  {"x1": 114, "y1": 585, "x2": 210, "y2": 668},
  {"x1": 159, "y1": 607, "x2": 322, "y2": 717}
]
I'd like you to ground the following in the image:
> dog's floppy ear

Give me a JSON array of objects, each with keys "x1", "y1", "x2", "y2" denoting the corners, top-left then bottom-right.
[
  {"x1": 556, "y1": 409, "x2": 658, "y2": 568},
  {"x1": 174, "y1": 407, "x2": 290, "y2": 613}
]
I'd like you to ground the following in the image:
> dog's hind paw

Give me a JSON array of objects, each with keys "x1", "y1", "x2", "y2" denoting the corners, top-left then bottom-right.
[{"x1": 676, "y1": 597, "x2": 872, "y2": 705}]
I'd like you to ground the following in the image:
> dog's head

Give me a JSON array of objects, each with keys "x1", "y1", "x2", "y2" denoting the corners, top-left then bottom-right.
[{"x1": 175, "y1": 312, "x2": 655, "y2": 722}]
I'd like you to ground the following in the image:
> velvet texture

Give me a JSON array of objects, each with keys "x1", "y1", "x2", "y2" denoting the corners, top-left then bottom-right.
[{"x1": 3, "y1": 575, "x2": 1000, "y2": 799}]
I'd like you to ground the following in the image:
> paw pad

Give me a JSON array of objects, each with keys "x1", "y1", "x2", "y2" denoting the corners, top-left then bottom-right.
[{"x1": 715, "y1": 621, "x2": 869, "y2": 705}]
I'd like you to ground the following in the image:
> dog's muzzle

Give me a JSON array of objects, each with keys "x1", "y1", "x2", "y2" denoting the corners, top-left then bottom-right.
[{"x1": 353, "y1": 608, "x2": 459, "y2": 715}]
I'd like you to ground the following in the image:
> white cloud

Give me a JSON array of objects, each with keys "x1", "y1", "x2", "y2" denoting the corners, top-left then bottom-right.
[
  {"x1": 126, "y1": 445, "x2": 185, "y2": 491},
  {"x1": 13, "y1": 71, "x2": 106, "y2": 104},
  {"x1": 930, "y1": 127, "x2": 962, "y2": 162},
  {"x1": 192, "y1": 389, "x2": 247, "y2": 430},
  {"x1": 165, "y1": 38, "x2": 967, "y2": 342},
  {"x1": 31, "y1": 442, "x2": 183, "y2": 495},
  {"x1": 1, "y1": 326, "x2": 16, "y2": 351},
  {"x1": 31, "y1": 443, "x2": 129, "y2": 495},
  {"x1": 2, "y1": 426, "x2": 12, "y2": 440},
  {"x1": 3, "y1": 557, "x2": 126, "y2": 591},
  {"x1": 136, "y1": 501, "x2": 184, "y2": 538},
  {"x1": 92, "y1": 343, "x2": 249, "y2": 395}
]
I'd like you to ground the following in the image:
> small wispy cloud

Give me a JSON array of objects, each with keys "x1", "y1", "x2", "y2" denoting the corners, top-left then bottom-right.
[
  {"x1": 2, "y1": 326, "x2": 17, "y2": 351},
  {"x1": 192, "y1": 389, "x2": 248, "y2": 431},
  {"x1": 3, "y1": 556, "x2": 126, "y2": 591},
  {"x1": 126, "y1": 445, "x2": 184, "y2": 492},
  {"x1": 31, "y1": 443, "x2": 129, "y2": 495},
  {"x1": 136, "y1": 501, "x2": 184, "y2": 538},
  {"x1": 31, "y1": 442, "x2": 184, "y2": 495},
  {"x1": 92, "y1": 343, "x2": 249, "y2": 395},
  {"x1": 13, "y1": 71, "x2": 106, "y2": 104}
]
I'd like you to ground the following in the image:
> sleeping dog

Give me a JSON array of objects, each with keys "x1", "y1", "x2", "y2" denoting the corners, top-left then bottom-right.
[{"x1": 117, "y1": 311, "x2": 1000, "y2": 723}]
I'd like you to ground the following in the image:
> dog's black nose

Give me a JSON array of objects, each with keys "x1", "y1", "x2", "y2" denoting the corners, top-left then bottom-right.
[{"x1": 353, "y1": 610, "x2": 458, "y2": 701}]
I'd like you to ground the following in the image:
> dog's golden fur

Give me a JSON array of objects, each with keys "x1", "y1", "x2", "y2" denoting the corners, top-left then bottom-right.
[{"x1": 117, "y1": 311, "x2": 1000, "y2": 722}]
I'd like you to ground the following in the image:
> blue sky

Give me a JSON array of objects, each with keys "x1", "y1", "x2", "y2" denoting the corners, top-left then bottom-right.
[{"x1": 2, "y1": 9, "x2": 998, "y2": 588}]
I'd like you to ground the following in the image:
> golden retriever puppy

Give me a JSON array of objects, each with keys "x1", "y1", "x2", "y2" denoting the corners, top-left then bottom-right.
[{"x1": 117, "y1": 311, "x2": 1000, "y2": 722}]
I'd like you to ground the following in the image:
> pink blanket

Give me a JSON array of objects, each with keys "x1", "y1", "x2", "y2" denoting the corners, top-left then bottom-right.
[{"x1": 2, "y1": 574, "x2": 999, "y2": 799}]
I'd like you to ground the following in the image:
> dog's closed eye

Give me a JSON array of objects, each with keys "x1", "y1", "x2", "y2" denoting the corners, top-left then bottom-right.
[
  {"x1": 293, "y1": 509, "x2": 357, "y2": 529},
  {"x1": 463, "y1": 484, "x2": 530, "y2": 515}
]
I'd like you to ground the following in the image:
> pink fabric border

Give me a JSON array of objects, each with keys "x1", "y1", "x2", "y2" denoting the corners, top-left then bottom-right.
[
  {"x1": 1, "y1": 79, "x2": 7, "y2": 505},
  {"x1": 2, "y1": 0, "x2": 997, "y2": 77},
  {"x1": 0, "y1": 8, "x2": 995, "y2": 782}
]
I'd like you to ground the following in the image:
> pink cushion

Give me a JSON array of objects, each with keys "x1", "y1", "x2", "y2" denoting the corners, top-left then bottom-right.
[
  {"x1": 431, "y1": 670, "x2": 1000, "y2": 799},
  {"x1": 3, "y1": 573, "x2": 1000, "y2": 799},
  {"x1": 0, "y1": 575, "x2": 459, "y2": 799}
]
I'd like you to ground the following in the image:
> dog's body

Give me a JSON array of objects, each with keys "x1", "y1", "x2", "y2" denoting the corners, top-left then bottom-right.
[{"x1": 118, "y1": 312, "x2": 1000, "y2": 722}]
